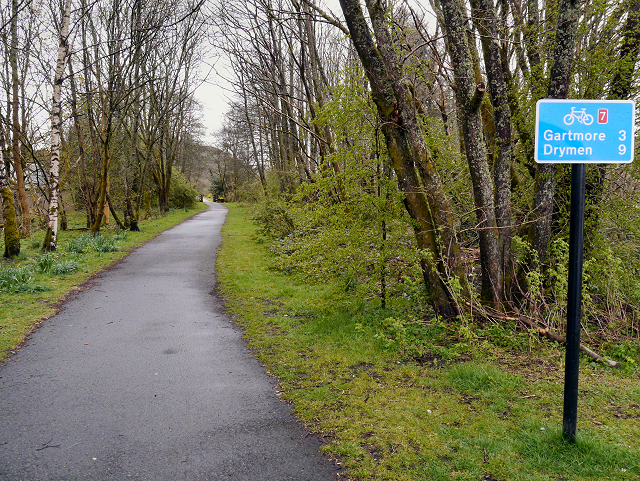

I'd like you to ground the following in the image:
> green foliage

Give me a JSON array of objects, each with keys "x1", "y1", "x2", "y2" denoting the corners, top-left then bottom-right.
[
  {"x1": 169, "y1": 171, "x2": 199, "y2": 209},
  {"x1": 209, "y1": 170, "x2": 224, "y2": 200},
  {"x1": 65, "y1": 233, "x2": 119, "y2": 254},
  {"x1": 112, "y1": 230, "x2": 129, "y2": 242},
  {"x1": 65, "y1": 234, "x2": 97, "y2": 254},
  {"x1": 51, "y1": 260, "x2": 79, "y2": 275},
  {"x1": 234, "y1": 179, "x2": 264, "y2": 203},
  {"x1": 601, "y1": 339, "x2": 640, "y2": 364},
  {"x1": 253, "y1": 70, "x2": 432, "y2": 311},
  {"x1": 36, "y1": 253, "x2": 57, "y2": 273},
  {"x1": 0, "y1": 266, "x2": 50, "y2": 293},
  {"x1": 370, "y1": 316, "x2": 433, "y2": 358},
  {"x1": 218, "y1": 204, "x2": 640, "y2": 481},
  {"x1": 93, "y1": 235, "x2": 120, "y2": 253},
  {"x1": 252, "y1": 199, "x2": 296, "y2": 239},
  {"x1": 421, "y1": 117, "x2": 473, "y2": 237},
  {"x1": 547, "y1": 238, "x2": 569, "y2": 306}
]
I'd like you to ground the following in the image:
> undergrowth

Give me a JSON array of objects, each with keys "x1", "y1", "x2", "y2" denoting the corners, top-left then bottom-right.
[{"x1": 217, "y1": 203, "x2": 640, "y2": 481}]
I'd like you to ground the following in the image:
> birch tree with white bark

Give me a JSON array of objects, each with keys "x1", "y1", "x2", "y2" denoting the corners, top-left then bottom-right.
[{"x1": 43, "y1": 0, "x2": 72, "y2": 251}]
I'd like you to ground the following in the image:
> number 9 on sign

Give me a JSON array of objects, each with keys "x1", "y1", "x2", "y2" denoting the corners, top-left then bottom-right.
[{"x1": 620, "y1": 145, "x2": 626, "y2": 155}]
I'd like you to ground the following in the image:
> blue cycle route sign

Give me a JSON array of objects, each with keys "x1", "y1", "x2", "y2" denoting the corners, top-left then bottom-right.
[
  {"x1": 534, "y1": 98, "x2": 636, "y2": 443},
  {"x1": 535, "y1": 99, "x2": 635, "y2": 163}
]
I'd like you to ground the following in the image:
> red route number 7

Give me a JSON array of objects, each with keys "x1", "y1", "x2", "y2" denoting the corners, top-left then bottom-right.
[{"x1": 598, "y1": 109, "x2": 608, "y2": 124}]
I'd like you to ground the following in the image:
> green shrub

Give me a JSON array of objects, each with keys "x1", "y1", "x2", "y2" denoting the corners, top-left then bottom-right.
[
  {"x1": 36, "y1": 253, "x2": 57, "y2": 273},
  {"x1": 234, "y1": 179, "x2": 264, "y2": 203},
  {"x1": 52, "y1": 260, "x2": 79, "y2": 275},
  {"x1": 169, "y1": 172, "x2": 199, "y2": 210},
  {"x1": 209, "y1": 171, "x2": 224, "y2": 200},
  {"x1": 93, "y1": 235, "x2": 119, "y2": 253},
  {"x1": 65, "y1": 234, "x2": 95, "y2": 253},
  {"x1": 0, "y1": 266, "x2": 50, "y2": 293},
  {"x1": 252, "y1": 199, "x2": 296, "y2": 240},
  {"x1": 112, "y1": 230, "x2": 129, "y2": 242},
  {"x1": 65, "y1": 233, "x2": 119, "y2": 254}
]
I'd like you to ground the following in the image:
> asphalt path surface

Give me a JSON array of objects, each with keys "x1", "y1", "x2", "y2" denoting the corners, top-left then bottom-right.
[{"x1": 0, "y1": 202, "x2": 340, "y2": 480}]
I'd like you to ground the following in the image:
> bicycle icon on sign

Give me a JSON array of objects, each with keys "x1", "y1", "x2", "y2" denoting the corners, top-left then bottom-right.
[{"x1": 563, "y1": 107, "x2": 594, "y2": 125}]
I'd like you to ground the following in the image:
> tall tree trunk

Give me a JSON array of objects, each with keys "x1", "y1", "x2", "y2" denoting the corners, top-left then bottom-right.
[
  {"x1": 440, "y1": 0, "x2": 503, "y2": 306},
  {"x1": 68, "y1": 57, "x2": 95, "y2": 227},
  {"x1": 1, "y1": 147, "x2": 20, "y2": 257},
  {"x1": 338, "y1": 0, "x2": 466, "y2": 318},
  {"x1": 295, "y1": 1, "x2": 346, "y2": 199},
  {"x1": 11, "y1": 0, "x2": 30, "y2": 238},
  {"x1": 471, "y1": 0, "x2": 514, "y2": 300},
  {"x1": 91, "y1": 134, "x2": 112, "y2": 233},
  {"x1": 44, "y1": 0, "x2": 72, "y2": 251},
  {"x1": 610, "y1": 0, "x2": 640, "y2": 100}
]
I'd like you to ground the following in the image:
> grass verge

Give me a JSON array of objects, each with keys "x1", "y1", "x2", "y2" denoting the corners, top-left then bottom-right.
[
  {"x1": 0, "y1": 204, "x2": 208, "y2": 361},
  {"x1": 216, "y1": 203, "x2": 640, "y2": 481}
]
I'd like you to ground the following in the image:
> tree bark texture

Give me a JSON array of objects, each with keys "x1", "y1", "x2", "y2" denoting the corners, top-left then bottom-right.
[
  {"x1": 45, "y1": 0, "x2": 72, "y2": 251},
  {"x1": 439, "y1": 0, "x2": 503, "y2": 306},
  {"x1": 68, "y1": 58, "x2": 95, "y2": 226},
  {"x1": 11, "y1": 0, "x2": 30, "y2": 238},
  {"x1": 610, "y1": 0, "x2": 640, "y2": 100},
  {"x1": 471, "y1": 0, "x2": 515, "y2": 298},
  {"x1": 1, "y1": 148, "x2": 20, "y2": 257},
  {"x1": 339, "y1": 0, "x2": 465, "y2": 317}
]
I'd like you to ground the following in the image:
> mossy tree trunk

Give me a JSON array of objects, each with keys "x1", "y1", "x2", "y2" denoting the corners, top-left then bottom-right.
[
  {"x1": 1, "y1": 150, "x2": 20, "y2": 258},
  {"x1": 439, "y1": 0, "x2": 505, "y2": 307},
  {"x1": 338, "y1": 0, "x2": 467, "y2": 318},
  {"x1": 474, "y1": 0, "x2": 514, "y2": 300}
]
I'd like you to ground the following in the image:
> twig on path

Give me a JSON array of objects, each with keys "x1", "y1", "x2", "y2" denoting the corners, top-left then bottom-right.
[{"x1": 36, "y1": 437, "x2": 61, "y2": 451}]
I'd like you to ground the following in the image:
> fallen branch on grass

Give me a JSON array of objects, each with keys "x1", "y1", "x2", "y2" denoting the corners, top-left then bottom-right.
[
  {"x1": 466, "y1": 303, "x2": 620, "y2": 368},
  {"x1": 515, "y1": 315, "x2": 620, "y2": 368}
]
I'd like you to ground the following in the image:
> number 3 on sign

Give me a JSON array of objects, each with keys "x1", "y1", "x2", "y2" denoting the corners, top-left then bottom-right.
[{"x1": 619, "y1": 130, "x2": 627, "y2": 156}]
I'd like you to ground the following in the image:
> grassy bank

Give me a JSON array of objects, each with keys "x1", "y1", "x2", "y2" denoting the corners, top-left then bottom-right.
[
  {"x1": 0, "y1": 204, "x2": 208, "y2": 361},
  {"x1": 216, "y1": 203, "x2": 640, "y2": 481}
]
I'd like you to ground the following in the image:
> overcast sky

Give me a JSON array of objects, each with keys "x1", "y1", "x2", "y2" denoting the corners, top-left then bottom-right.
[
  {"x1": 194, "y1": 59, "x2": 231, "y2": 146},
  {"x1": 194, "y1": 0, "x2": 346, "y2": 146}
]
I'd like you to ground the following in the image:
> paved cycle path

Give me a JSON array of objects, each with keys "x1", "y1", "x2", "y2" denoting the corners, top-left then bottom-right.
[{"x1": 0, "y1": 202, "x2": 339, "y2": 480}]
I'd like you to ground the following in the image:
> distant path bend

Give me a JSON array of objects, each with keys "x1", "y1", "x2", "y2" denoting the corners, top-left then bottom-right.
[{"x1": 0, "y1": 202, "x2": 339, "y2": 481}]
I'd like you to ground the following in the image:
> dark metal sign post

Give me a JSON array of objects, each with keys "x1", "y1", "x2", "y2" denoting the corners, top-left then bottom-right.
[
  {"x1": 535, "y1": 99, "x2": 634, "y2": 444},
  {"x1": 562, "y1": 164, "x2": 586, "y2": 443}
]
